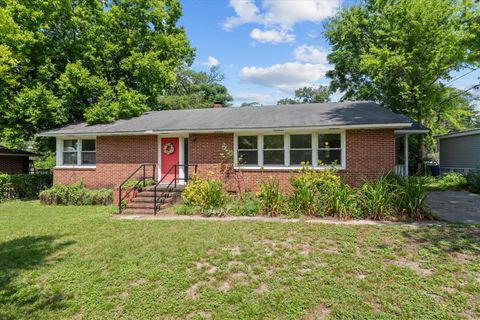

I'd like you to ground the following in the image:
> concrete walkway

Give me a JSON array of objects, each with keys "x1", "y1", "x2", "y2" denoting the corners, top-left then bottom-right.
[
  {"x1": 113, "y1": 213, "x2": 442, "y2": 227},
  {"x1": 427, "y1": 191, "x2": 480, "y2": 224}
]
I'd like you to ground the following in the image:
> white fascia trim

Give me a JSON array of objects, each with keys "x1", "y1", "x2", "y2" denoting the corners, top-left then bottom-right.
[
  {"x1": 41, "y1": 123, "x2": 413, "y2": 138},
  {"x1": 395, "y1": 130, "x2": 429, "y2": 134},
  {"x1": 436, "y1": 129, "x2": 480, "y2": 139}
]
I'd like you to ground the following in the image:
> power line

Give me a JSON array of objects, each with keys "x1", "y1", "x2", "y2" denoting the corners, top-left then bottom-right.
[
  {"x1": 446, "y1": 67, "x2": 479, "y2": 86},
  {"x1": 437, "y1": 83, "x2": 480, "y2": 107}
]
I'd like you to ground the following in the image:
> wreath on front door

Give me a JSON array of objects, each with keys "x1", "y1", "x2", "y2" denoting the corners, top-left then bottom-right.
[{"x1": 163, "y1": 143, "x2": 175, "y2": 155}]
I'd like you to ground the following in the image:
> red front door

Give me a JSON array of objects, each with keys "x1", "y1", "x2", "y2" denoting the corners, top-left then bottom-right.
[{"x1": 161, "y1": 137, "x2": 179, "y2": 184}]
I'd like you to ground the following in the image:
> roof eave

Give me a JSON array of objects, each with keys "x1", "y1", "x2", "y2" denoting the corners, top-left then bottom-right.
[{"x1": 37, "y1": 122, "x2": 412, "y2": 138}]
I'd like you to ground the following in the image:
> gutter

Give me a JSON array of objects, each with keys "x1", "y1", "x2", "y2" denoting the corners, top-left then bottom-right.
[{"x1": 37, "y1": 122, "x2": 413, "y2": 138}]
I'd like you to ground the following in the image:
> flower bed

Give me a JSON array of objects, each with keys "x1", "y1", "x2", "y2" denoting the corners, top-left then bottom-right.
[{"x1": 177, "y1": 166, "x2": 431, "y2": 221}]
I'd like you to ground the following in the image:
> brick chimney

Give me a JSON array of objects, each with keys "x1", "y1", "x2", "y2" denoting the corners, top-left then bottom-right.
[{"x1": 213, "y1": 101, "x2": 223, "y2": 108}]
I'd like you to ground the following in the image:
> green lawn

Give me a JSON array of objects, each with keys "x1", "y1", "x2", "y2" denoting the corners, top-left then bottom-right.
[{"x1": 0, "y1": 201, "x2": 479, "y2": 319}]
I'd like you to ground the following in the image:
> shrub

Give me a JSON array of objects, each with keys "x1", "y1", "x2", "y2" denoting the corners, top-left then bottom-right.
[
  {"x1": 358, "y1": 176, "x2": 395, "y2": 220},
  {"x1": 392, "y1": 176, "x2": 429, "y2": 219},
  {"x1": 325, "y1": 183, "x2": 362, "y2": 219},
  {"x1": 426, "y1": 172, "x2": 467, "y2": 191},
  {"x1": 228, "y1": 192, "x2": 260, "y2": 216},
  {"x1": 0, "y1": 173, "x2": 52, "y2": 201},
  {"x1": 466, "y1": 170, "x2": 480, "y2": 194},
  {"x1": 289, "y1": 175, "x2": 319, "y2": 216},
  {"x1": 256, "y1": 177, "x2": 284, "y2": 216},
  {"x1": 39, "y1": 181, "x2": 113, "y2": 205},
  {"x1": 0, "y1": 174, "x2": 13, "y2": 202},
  {"x1": 120, "y1": 178, "x2": 155, "y2": 190},
  {"x1": 182, "y1": 174, "x2": 227, "y2": 214}
]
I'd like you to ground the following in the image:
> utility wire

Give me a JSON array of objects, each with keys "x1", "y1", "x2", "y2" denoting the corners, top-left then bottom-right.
[
  {"x1": 437, "y1": 83, "x2": 480, "y2": 107},
  {"x1": 445, "y1": 67, "x2": 479, "y2": 86}
]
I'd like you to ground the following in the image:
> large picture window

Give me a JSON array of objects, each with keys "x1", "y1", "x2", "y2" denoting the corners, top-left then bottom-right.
[
  {"x1": 235, "y1": 132, "x2": 344, "y2": 169},
  {"x1": 263, "y1": 135, "x2": 284, "y2": 165},
  {"x1": 61, "y1": 139, "x2": 96, "y2": 166},
  {"x1": 318, "y1": 134, "x2": 342, "y2": 165},
  {"x1": 237, "y1": 136, "x2": 258, "y2": 165}
]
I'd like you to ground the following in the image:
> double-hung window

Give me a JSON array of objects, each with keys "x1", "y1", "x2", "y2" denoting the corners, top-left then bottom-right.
[
  {"x1": 237, "y1": 136, "x2": 258, "y2": 165},
  {"x1": 61, "y1": 139, "x2": 96, "y2": 166},
  {"x1": 290, "y1": 134, "x2": 312, "y2": 165},
  {"x1": 318, "y1": 134, "x2": 342, "y2": 165},
  {"x1": 63, "y1": 140, "x2": 78, "y2": 165},
  {"x1": 263, "y1": 135, "x2": 284, "y2": 165}
]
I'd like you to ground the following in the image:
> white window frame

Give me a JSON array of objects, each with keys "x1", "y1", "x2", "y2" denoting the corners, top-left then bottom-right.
[
  {"x1": 262, "y1": 134, "x2": 285, "y2": 167},
  {"x1": 234, "y1": 130, "x2": 346, "y2": 170},
  {"x1": 56, "y1": 137, "x2": 97, "y2": 168}
]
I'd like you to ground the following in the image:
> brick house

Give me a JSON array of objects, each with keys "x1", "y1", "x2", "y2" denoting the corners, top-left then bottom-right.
[
  {"x1": 39, "y1": 101, "x2": 427, "y2": 193},
  {"x1": 0, "y1": 145, "x2": 35, "y2": 174}
]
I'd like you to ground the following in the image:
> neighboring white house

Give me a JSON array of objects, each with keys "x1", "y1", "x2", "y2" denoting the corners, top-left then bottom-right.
[{"x1": 437, "y1": 129, "x2": 480, "y2": 173}]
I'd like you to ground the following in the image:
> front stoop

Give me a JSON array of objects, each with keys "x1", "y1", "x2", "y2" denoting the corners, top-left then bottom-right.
[{"x1": 122, "y1": 185, "x2": 184, "y2": 215}]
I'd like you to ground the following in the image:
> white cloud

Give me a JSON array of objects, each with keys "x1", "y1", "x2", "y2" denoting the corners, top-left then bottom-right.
[
  {"x1": 202, "y1": 56, "x2": 219, "y2": 67},
  {"x1": 294, "y1": 45, "x2": 329, "y2": 64},
  {"x1": 223, "y1": 0, "x2": 340, "y2": 30},
  {"x1": 250, "y1": 28, "x2": 295, "y2": 44},
  {"x1": 223, "y1": 0, "x2": 262, "y2": 30},
  {"x1": 262, "y1": 0, "x2": 339, "y2": 28},
  {"x1": 233, "y1": 92, "x2": 271, "y2": 102},
  {"x1": 239, "y1": 62, "x2": 331, "y2": 93}
]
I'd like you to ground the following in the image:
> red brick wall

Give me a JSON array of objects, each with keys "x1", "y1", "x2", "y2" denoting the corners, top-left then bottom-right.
[
  {"x1": 54, "y1": 135, "x2": 157, "y2": 188},
  {"x1": 190, "y1": 130, "x2": 395, "y2": 192},
  {"x1": 0, "y1": 155, "x2": 29, "y2": 174},
  {"x1": 54, "y1": 129, "x2": 395, "y2": 190}
]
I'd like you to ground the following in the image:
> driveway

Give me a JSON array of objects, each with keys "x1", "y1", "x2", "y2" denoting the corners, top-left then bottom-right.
[{"x1": 427, "y1": 191, "x2": 480, "y2": 224}]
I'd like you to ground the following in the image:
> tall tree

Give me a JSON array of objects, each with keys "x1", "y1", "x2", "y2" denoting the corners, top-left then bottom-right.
[
  {"x1": 0, "y1": 0, "x2": 194, "y2": 145},
  {"x1": 324, "y1": 0, "x2": 479, "y2": 162},
  {"x1": 277, "y1": 85, "x2": 331, "y2": 105},
  {"x1": 156, "y1": 66, "x2": 233, "y2": 109}
]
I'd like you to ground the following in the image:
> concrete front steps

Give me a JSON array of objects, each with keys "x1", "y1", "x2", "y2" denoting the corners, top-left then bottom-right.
[{"x1": 123, "y1": 185, "x2": 184, "y2": 214}]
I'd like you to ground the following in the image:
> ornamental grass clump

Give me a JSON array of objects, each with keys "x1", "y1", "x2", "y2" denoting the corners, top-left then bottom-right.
[
  {"x1": 392, "y1": 176, "x2": 429, "y2": 220},
  {"x1": 256, "y1": 177, "x2": 284, "y2": 216},
  {"x1": 358, "y1": 176, "x2": 395, "y2": 220}
]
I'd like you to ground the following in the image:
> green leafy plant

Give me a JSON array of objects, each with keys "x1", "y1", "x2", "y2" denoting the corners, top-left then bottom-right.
[
  {"x1": 393, "y1": 176, "x2": 429, "y2": 220},
  {"x1": 0, "y1": 173, "x2": 52, "y2": 201},
  {"x1": 182, "y1": 174, "x2": 227, "y2": 215},
  {"x1": 120, "y1": 178, "x2": 155, "y2": 190},
  {"x1": 358, "y1": 176, "x2": 395, "y2": 220},
  {"x1": 466, "y1": 170, "x2": 480, "y2": 194},
  {"x1": 228, "y1": 192, "x2": 260, "y2": 216},
  {"x1": 39, "y1": 181, "x2": 113, "y2": 205},
  {"x1": 256, "y1": 177, "x2": 284, "y2": 217}
]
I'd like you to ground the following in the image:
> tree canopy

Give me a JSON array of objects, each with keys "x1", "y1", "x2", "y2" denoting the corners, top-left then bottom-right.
[
  {"x1": 0, "y1": 0, "x2": 195, "y2": 146},
  {"x1": 156, "y1": 66, "x2": 233, "y2": 110},
  {"x1": 277, "y1": 85, "x2": 331, "y2": 105},
  {"x1": 324, "y1": 0, "x2": 480, "y2": 158}
]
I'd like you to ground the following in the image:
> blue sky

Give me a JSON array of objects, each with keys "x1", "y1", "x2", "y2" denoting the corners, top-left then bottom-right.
[{"x1": 178, "y1": 0, "x2": 480, "y2": 107}]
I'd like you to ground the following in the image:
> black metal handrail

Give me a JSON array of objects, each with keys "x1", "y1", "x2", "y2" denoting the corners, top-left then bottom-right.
[
  {"x1": 153, "y1": 164, "x2": 198, "y2": 215},
  {"x1": 118, "y1": 163, "x2": 156, "y2": 214}
]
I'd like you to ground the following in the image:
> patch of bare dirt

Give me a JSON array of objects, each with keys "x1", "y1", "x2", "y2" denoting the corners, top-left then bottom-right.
[
  {"x1": 254, "y1": 283, "x2": 269, "y2": 294},
  {"x1": 392, "y1": 258, "x2": 433, "y2": 276},
  {"x1": 303, "y1": 304, "x2": 331, "y2": 320},
  {"x1": 187, "y1": 311, "x2": 212, "y2": 320},
  {"x1": 186, "y1": 281, "x2": 208, "y2": 300},
  {"x1": 230, "y1": 246, "x2": 241, "y2": 256},
  {"x1": 119, "y1": 291, "x2": 129, "y2": 299},
  {"x1": 129, "y1": 278, "x2": 147, "y2": 287}
]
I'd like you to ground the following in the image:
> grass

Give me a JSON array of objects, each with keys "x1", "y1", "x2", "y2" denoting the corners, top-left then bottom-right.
[{"x1": 0, "y1": 201, "x2": 479, "y2": 319}]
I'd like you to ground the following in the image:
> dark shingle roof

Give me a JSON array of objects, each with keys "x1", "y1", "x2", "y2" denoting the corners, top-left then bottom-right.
[
  {"x1": 38, "y1": 101, "x2": 414, "y2": 137},
  {"x1": 0, "y1": 145, "x2": 36, "y2": 156}
]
